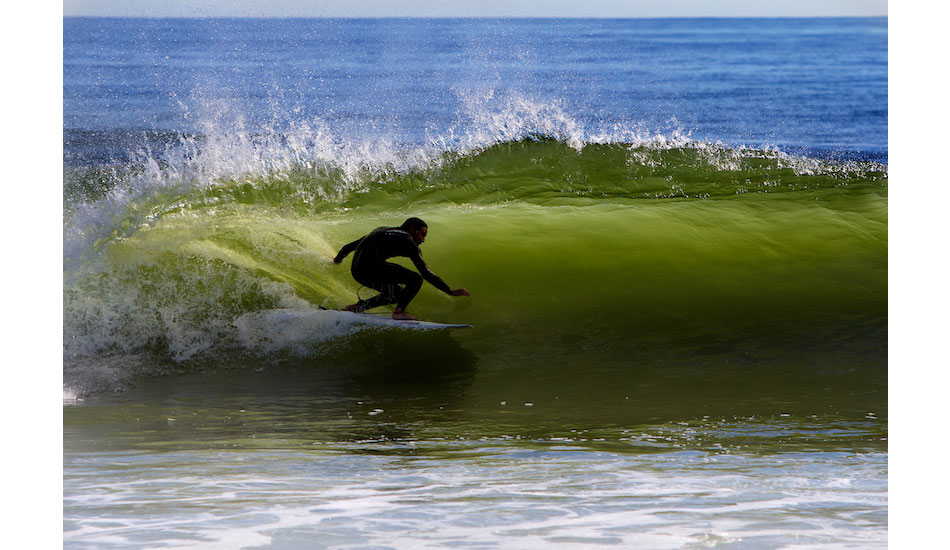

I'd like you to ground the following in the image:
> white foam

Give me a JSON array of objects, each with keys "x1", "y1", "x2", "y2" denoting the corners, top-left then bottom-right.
[
  {"x1": 62, "y1": 386, "x2": 83, "y2": 404},
  {"x1": 64, "y1": 447, "x2": 888, "y2": 549},
  {"x1": 233, "y1": 308, "x2": 373, "y2": 357}
]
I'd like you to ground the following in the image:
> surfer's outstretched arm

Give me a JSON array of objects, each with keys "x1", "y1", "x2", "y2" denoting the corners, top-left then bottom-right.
[
  {"x1": 409, "y1": 252, "x2": 470, "y2": 297},
  {"x1": 333, "y1": 237, "x2": 364, "y2": 264}
]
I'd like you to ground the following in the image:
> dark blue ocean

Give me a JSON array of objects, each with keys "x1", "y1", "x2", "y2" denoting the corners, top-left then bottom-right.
[
  {"x1": 64, "y1": 18, "x2": 888, "y2": 550},
  {"x1": 64, "y1": 17, "x2": 887, "y2": 166}
]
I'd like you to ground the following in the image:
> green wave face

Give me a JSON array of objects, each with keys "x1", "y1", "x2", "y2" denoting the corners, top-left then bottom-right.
[{"x1": 64, "y1": 139, "x2": 887, "y2": 399}]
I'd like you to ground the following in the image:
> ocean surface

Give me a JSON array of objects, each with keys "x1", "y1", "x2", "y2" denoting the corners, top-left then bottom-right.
[{"x1": 63, "y1": 17, "x2": 887, "y2": 549}]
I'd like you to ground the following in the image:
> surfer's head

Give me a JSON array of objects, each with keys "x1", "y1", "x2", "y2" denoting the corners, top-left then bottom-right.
[{"x1": 400, "y1": 217, "x2": 428, "y2": 245}]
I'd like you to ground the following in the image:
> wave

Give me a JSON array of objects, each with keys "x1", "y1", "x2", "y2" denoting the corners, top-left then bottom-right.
[{"x1": 63, "y1": 98, "x2": 887, "y2": 395}]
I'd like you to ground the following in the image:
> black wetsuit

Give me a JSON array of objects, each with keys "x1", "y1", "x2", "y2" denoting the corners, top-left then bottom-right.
[{"x1": 334, "y1": 226, "x2": 452, "y2": 311}]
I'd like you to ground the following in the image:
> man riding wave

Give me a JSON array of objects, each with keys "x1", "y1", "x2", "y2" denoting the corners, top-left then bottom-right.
[{"x1": 333, "y1": 217, "x2": 470, "y2": 321}]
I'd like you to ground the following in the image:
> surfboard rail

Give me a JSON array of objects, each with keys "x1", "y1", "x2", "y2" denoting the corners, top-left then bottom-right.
[{"x1": 318, "y1": 307, "x2": 472, "y2": 330}]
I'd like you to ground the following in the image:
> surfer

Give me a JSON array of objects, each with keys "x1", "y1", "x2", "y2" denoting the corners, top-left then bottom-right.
[{"x1": 333, "y1": 217, "x2": 470, "y2": 321}]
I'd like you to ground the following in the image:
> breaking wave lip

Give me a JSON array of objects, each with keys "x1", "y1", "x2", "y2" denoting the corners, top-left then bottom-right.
[{"x1": 63, "y1": 91, "x2": 886, "y2": 273}]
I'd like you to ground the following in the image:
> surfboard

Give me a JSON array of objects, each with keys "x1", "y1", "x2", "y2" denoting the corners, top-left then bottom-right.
[{"x1": 318, "y1": 307, "x2": 472, "y2": 330}]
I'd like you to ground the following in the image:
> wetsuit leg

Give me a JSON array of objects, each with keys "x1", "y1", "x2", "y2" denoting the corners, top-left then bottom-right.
[{"x1": 352, "y1": 262, "x2": 423, "y2": 312}]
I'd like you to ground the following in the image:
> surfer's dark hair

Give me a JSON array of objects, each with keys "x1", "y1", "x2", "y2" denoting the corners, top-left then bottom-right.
[{"x1": 400, "y1": 217, "x2": 427, "y2": 231}]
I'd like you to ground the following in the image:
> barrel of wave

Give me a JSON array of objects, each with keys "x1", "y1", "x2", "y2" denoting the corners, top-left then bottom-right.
[
  {"x1": 88, "y1": 193, "x2": 883, "y2": 364},
  {"x1": 327, "y1": 195, "x2": 885, "y2": 359}
]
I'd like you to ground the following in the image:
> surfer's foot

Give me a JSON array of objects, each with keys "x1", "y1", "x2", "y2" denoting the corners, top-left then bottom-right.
[{"x1": 392, "y1": 309, "x2": 419, "y2": 321}]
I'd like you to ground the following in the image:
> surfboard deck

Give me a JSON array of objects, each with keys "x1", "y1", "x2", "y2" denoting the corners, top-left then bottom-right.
[{"x1": 318, "y1": 307, "x2": 472, "y2": 330}]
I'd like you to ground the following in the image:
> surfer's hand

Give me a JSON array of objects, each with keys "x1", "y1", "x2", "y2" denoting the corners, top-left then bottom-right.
[
  {"x1": 333, "y1": 256, "x2": 342, "y2": 264},
  {"x1": 451, "y1": 288, "x2": 471, "y2": 297}
]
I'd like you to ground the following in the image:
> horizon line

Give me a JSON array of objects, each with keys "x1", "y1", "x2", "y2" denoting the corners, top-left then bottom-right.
[{"x1": 62, "y1": 14, "x2": 888, "y2": 20}]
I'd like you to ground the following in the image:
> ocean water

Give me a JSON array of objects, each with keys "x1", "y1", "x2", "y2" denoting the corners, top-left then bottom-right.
[{"x1": 63, "y1": 17, "x2": 887, "y2": 549}]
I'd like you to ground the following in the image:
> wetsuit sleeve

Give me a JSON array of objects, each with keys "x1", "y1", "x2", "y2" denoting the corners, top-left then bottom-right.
[
  {"x1": 333, "y1": 237, "x2": 364, "y2": 263},
  {"x1": 409, "y1": 251, "x2": 453, "y2": 295}
]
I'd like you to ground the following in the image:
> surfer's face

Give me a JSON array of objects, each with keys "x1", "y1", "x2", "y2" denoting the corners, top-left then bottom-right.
[{"x1": 411, "y1": 226, "x2": 427, "y2": 245}]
